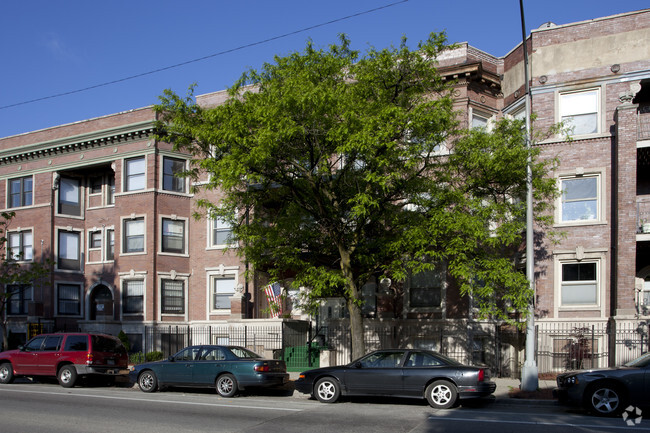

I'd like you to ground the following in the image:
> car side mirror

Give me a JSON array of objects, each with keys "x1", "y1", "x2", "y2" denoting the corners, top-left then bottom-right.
[
  {"x1": 168, "y1": 356, "x2": 175, "y2": 362},
  {"x1": 18, "y1": 345, "x2": 25, "y2": 351},
  {"x1": 354, "y1": 361, "x2": 363, "y2": 369}
]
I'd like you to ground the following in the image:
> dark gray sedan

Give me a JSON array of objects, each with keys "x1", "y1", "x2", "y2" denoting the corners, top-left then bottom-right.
[
  {"x1": 130, "y1": 345, "x2": 289, "y2": 397},
  {"x1": 555, "y1": 352, "x2": 650, "y2": 416},
  {"x1": 294, "y1": 349, "x2": 496, "y2": 408}
]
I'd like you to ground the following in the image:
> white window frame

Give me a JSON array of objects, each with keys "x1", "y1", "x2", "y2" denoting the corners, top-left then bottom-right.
[
  {"x1": 554, "y1": 249, "x2": 606, "y2": 316},
  {"x1": 122, "y1": 278, "x2": 145, "y2": 315},
  {"x1": 57, "y1": 176, "x2": 82, "y2": 217},
  {"x1": 7, "y1": 228, "x2": 33, "y2": 262},
  {"x1": 124, "y1": 156, "x2": 146, "y2": 192},
  {"x1": 121, "y1": 215, "x2": 146, "y2": 255},
  {"x1": 160, "y1": 215, "x2": 188, "y2": 256},
  {"x1": 158, "y1": 272, "x2": 189, "y2": 320},
  {"x1": 208, "y1": 211, "x2": 237, "y2": 249},
  {"x1": 556, "y1": 170, "x2": 605, "y2": 226},
  {"x1": 469, "y1": 107, "x2": 495, "y2": 131},
  {"x1": 558, "y1": 87, "x2": 601, "y2": 137},
  {"x1": 56, "y1": 228, "x2": 82, "y2": 272},
  {"x1": 206, "y1": 266, "x2": 239, "y2": 315}
]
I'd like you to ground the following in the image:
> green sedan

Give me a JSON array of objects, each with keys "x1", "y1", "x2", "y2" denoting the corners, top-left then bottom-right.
[{"x1": 130, "y1": 345, "x2": 289, "y2": 397}]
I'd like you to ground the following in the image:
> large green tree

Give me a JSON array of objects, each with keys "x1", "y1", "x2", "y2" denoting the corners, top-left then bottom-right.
[
  {"x1": 0, "y1": 212, "x2": 51, "y2": 350},
  {"x1": 155, "y1": 33, "x2": 556, "y2": 359}
]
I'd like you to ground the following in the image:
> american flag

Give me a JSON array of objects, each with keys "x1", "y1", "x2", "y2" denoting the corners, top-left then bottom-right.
[{"x1": 264, "y1": 282, "x2": 282, "y2": 318}]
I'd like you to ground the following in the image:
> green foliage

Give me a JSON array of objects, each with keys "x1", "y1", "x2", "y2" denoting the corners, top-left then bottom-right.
[
  {"x1": 154, "y1": 33, "x2": 557, "y2": 354},
  {"x1": 117, "y1": 330, "x2": 130, "y2": 352},
  {"x1": 129, "y1": 351, "x2": 165, "y2": 365}
]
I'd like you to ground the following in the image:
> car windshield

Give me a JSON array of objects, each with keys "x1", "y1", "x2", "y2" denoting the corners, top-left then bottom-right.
[
  {"x1": 624, "y1": 352, "x2": 650, "y2": 367},
  {"x1": 229, "y1": 347, "x2": 262, "y2": 359}
]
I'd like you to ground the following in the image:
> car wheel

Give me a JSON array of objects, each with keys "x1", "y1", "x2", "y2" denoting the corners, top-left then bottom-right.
[
  {"x1": 425, "y1": 380, "x2": 458, "y2": 409},
  {"x1": 216, "y1": 373, "x2": 238, "y2": 397},
  {"x1": 58, "y1": 365, "x2": 78, "y2": 388},
  {"x1": 314, "y1": 377, "x2": 341, "y2": 403},
  {"x1": 587, "y1": 383, "x2": 626, "y2": 416},
  {"x1": 0, "y1": 363, "x2": 14, "y2": 384},
  {"x1": 138, "y1": 370, "x2": 158, "y2": 393}
]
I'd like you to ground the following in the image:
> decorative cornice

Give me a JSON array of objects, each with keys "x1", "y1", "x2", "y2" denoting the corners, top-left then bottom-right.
[
  {"x1": 0, "y1": 121, "x2": 156, "y2": 165},
  {"x1": 438, "y1": 62, "x2": 501, "y2": 90}
]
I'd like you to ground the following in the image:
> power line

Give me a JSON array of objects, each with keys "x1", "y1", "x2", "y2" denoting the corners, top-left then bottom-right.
[{"x1": 0, "y1": 1, "x2": 409, "y2": 110}]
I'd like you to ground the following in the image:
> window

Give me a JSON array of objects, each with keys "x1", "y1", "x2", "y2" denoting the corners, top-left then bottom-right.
[
  {"x1": 163, "y1": 157, "x2": 186, "y2": 193},
  {"x1": 64, "y1": 335, "x2": 88, "y2": 351},
  {"x1": 8, "y1": 230, "x2": 33, "y2": 261},
  {"x1": 9, "y1": 176, "x2": 32, "y2": 208},
  {"x1": 213, "y1": 276, "x2": 236, "y2": 310},
  {"x1": 58, "y1": 230, "x2": 80, "y2": 270},
  {"x1": 560, "y1": 176, "x2": 598, "y2": 222},
  {"x1": 125, "y1": 157, "x2": 145, "y2": 191},
  {"x1": 89, "y1": 176, "x2": 103, "y2": 194},
  {"x1": 43, "y1": 335, "x2": 62, "y2": 351},
  {"x1": 7, "y1": 284, "x2": 31, "y2": 315},
  {"x1": 409, "y1": 264, "x2": 444, "y2": 309},
  {"x1": 561, "y1": 262, "x2": 598, "y2": 306},
  {"x1": 123, "y1": 218, "x2": 144, "y2": 253},
  {"x1": 162, "y1": 279, "x2": 185, "y2": 314},
  {"x1": 58, "y1": 177, "x2": 81, "y2": 216},
  {"x1": 173, "y1": 346, "x2": 201, "y2": 361},
  {"x1": 107, "y1": 177, "x2": 115, "y2": 205},
  {"x1": 361, "y1": 281, "x2": 377, "y2": 317},
  {"x1": 89, "y1": 231, "x2": 102, "y2": 249},
  {"x1": 123, "y1": 280, "x2": 144, "y2": 314},
  {"x1": 106, "y1": 229, "x2": 115, "y2": 260},
  {"x1": 58, "y1": 284, "x2": 81, "y2": 315},
  {"x1": 471, "y1": 113, "x2": 489, "y2": 129},
  {"x1": 560, "y1": 89, "x2": 599, "y2": 135},
  {"x1": 211, "y1": 215, "x2": 234, "y2": 247},
  {"x1": 162, "y1": 218, "x2": 185, "y2": 254}
]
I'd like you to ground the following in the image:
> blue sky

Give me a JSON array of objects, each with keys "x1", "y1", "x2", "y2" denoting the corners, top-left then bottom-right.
[{"x1": 1, "y1": 0, "x2": 647, "y2": 138}]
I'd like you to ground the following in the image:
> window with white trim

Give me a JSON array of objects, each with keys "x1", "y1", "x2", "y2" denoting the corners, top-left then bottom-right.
[
  {"x1": 561, "y1": 261, "x2": 598, "y2": 306},
  {"x1": 123, "y1": 218, "x2": 145, "y2": 253},
  {"x1": 162, "y1": 218, "x2": 185, "y2": 254},
  {"x1": 123, "y1": 280, "x2": 144, "y2": 314},
  {"x1": 559, "y1": 89, "x2": 599, "y2": 135},
  {"x1": 125, "y1": 157, "x2": 146, "y2": 191},
  {"x1": 212, "y1": 276, "x2": 236, "y2": 310},
  {"x1": 57, "y1": 230, "x2": 81, "y2": 270},
  {"x1": 8, "y1": 230, "x2": 33, "y2": 261},
  {"x1": 560, "y1": 176, "x2": 599, "y2": 223},
  {"x1": 161, "y1": 279, "x2": 185, "y2": 314},
  {"x1": 210, "y1": 214, "x2": 234, "y2": 247},
  {"x1": 58, "y1": 177, "x2": 81, "y2": 216}
]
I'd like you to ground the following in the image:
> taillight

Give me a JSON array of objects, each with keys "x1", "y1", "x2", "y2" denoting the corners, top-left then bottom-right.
[
  {"x1": 477, "y1": 369, "x2": 485, "y2": 382},
  {"x1": 86, "y1": 353, "x2": 94, "y2": 365},
  {"x1": 254, "y1": 364, "x2": 270, "y2": 372}
]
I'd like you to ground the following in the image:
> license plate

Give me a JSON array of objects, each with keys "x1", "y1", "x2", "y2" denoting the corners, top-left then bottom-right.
[{"x1": 107, "y1": 359, "x2": 115, "y2": 365}]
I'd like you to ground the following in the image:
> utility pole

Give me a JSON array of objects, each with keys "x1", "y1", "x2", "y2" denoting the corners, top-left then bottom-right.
[{"x1": 519, "y1": 0, "x2": 539, "y2": 392}]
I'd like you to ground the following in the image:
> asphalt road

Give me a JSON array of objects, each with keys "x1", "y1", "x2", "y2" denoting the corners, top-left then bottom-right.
[{"x1": 0, "y1": 382, "x2": 648, "y2": 433}]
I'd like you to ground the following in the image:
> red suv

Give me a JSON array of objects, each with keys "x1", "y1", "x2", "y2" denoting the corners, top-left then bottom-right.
[{"x1": 0, "y1": 333, "x2": 129, "y2": 387}]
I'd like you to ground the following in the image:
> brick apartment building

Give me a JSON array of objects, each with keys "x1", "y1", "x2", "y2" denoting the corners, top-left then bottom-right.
[{"x1": 1, "y1": 9, "x2": 649, "y2": 373}]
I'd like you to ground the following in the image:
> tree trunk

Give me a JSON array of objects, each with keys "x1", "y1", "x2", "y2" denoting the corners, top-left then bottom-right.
[{"x1": 338, "y1": 245, "x2": 365, "y2": 359}]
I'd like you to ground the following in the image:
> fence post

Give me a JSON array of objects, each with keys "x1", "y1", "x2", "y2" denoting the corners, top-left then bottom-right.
[{"x1": 608, "y1": 317, "x2": 616, "y2": 367}]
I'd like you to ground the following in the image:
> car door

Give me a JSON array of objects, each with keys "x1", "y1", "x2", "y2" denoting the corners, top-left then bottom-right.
[
  {"x1": 192, "y1": 347, "x2": 227, "y2": 385},
  {"x1": 343, "y1": 350, "x2": 406, "y2": 395},
  {"x1": 159, "y1": 347, "x2": 201, "y2": 385},
  {"x1": 36, "y1": 335, "x2": 63, "y2": 375},
  {"x1": 11, "y1": 336, "x2": 46, "y2": 375},
  {"x1": 401, "y1": 351, "x2": 448, "y2": 396}
]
